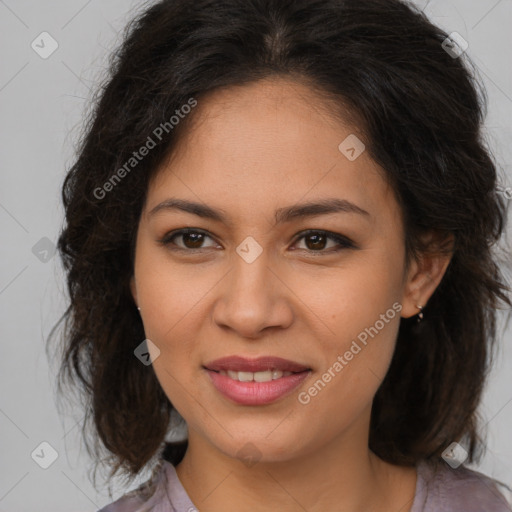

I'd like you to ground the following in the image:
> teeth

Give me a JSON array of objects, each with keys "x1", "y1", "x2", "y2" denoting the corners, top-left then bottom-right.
[
  {"x1": 272, "y1": 369, "x2": 283, "y2": 380},
  {"x1": 220, "y1": 369, "x2": 293, "y2": 382}
]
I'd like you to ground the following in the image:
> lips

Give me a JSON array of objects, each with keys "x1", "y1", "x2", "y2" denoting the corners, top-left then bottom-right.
[
  {"x1": 206, "y1": 369, "x2": 310, "y2": 405},
  {"x1": 204, "y1": 355, "x2": 310, "y2": 373}
]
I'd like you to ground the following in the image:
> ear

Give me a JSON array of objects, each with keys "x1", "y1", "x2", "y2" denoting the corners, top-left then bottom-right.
[{"x1": 400, "y1": 231, "x2": 454, "y2": 319}]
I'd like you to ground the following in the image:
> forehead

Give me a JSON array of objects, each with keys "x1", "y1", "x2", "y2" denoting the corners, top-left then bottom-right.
[
  {"x1": 165, "y1": 77, "x2": 362, "y2": 161},
  {"x1": 145, "y1": 78, "x2": 397, "y2": 226}
]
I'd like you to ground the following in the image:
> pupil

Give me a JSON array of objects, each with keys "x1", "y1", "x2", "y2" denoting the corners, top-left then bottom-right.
[
  {"x1": 307, "y1": 233, "x2": 326, "y2": 250},
  {"x1": 184, "y1": 233, "x2": 203, "y2": 248}
]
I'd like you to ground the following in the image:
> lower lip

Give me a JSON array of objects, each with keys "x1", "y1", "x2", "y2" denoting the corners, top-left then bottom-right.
[{"x1": 205, "y1": 369, "x2": 311, "y2": 405}]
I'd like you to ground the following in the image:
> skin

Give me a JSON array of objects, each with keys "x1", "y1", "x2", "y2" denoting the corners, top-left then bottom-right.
[{"x1": 130, "y1": 77, "x2": 452, "y2": 512}]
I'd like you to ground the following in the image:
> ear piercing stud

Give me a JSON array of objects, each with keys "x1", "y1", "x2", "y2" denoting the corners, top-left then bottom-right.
[{"x1": 416, "y1": 305, "x2": 424, "y2": 322}]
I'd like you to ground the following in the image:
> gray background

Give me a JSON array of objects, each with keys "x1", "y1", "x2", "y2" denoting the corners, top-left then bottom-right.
[{"x1": 1, "y1": 0, "x2": 511, "y2": 510}]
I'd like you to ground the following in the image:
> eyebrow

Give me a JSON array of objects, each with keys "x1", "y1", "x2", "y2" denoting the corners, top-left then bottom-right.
[{"x1": 148, "y1": 197, "x2": 370, "y2": 225}]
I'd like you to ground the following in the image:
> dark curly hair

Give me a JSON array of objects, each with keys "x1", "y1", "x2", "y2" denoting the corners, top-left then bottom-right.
[{"x1": 49, "y1": 0, "x2": 511, "y2": 488}]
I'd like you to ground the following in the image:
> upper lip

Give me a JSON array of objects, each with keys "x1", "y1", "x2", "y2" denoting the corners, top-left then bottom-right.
[{"x1": 204, "y1": 356, "x2": 310, "y2": 373}]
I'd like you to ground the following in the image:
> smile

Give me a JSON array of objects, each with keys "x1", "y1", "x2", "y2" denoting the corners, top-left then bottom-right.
[
  {"x1": 217, "y1": 369, "x2": 294, "y2": 382},
  {"x1": 205, "y1": 368, "x2": 311, "y2": 406}
]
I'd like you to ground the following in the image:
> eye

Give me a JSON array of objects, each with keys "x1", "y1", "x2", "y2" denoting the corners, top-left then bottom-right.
[
  {"x1": 158, "y1": 228, "x2": 219, "y2": 251},
  {"x1": 292, "y1": 229, "x2": 355, "y2": 253}
]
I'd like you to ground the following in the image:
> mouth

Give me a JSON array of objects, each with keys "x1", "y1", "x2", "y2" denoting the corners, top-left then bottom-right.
[{"x1": 203, "y1": 356, "x2": 311, "y2": 405}]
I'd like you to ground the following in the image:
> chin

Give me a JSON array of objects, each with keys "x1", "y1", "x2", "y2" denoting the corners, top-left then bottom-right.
[{"x1": 210, "y1": 431, "x2": 305, "y2": 466}]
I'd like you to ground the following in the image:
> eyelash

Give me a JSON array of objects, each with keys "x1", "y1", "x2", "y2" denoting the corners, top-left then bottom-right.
[{"x1": 157, "y1": 228, "x2": 356, "y2": 254}]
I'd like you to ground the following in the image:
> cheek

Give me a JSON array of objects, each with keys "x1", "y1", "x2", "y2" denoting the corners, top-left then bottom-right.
[
  {"x1": 137, "y1": 263, "x2": 206, "y2": 412},
  {"x1": 291, "y1": 246, "x2": 403, "y2": 342},
  {"x1": 135, "y1": 236, "x2": 214, "y2": 330},
  {"x1": 133, "y1": 250, "x2": 207, "y2": 375},
  {"x1": 297, "y1": 308, "x2": 400, "y2": 437},
  {"x1": 293, "y1": 249, "x2": 403, "y2": 404}
]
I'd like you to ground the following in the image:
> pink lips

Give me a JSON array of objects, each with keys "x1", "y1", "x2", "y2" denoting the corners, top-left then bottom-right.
[{"x1": 204, "y1": 356, "x2": 311, "y2": 405}]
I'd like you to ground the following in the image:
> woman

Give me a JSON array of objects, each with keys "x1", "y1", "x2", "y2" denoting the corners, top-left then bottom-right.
[{"x1": 51, "y1": 0, "x2": 512, "y2": 510}]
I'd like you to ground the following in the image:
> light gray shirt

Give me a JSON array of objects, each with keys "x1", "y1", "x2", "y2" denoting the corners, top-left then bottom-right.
[{"x1": 98, "y1": 458, "x2": 512, "y2": 511}]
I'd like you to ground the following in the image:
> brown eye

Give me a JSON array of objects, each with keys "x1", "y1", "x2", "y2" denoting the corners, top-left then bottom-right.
[
  {"x1": 179, "y1": 231, "x2": 207, "y2": 249},
  {"x1": 159, "y1": 229, "x2": 218, "y2": 251},
  {"x1": 304, "y1": 233, "x2": 328, "y2": 250},
  {"x1": 293, "y1": 230, "x2": 355, "y2": 253}
]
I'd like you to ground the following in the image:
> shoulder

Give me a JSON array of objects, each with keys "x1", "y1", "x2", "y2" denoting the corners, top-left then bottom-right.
[
  {"x1": 97, "y1": 493, "x2": 147, "y2": 512},
  {"x1": 415, "y1": 459, "x2": 512, "y2": 512},
  {"x1": 96, "y1": 461, "x2": 170, "y2": 512}
]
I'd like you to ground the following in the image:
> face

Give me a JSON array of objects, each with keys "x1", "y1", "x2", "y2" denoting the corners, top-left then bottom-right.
[{"x1": 130, "y1": 78, "x2": 419, "y2": 464}]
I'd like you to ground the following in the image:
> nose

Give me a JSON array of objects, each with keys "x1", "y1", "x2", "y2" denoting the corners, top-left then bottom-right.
[{"x1": 212, "y1": 249, "x2": 294, "y2": 339}]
